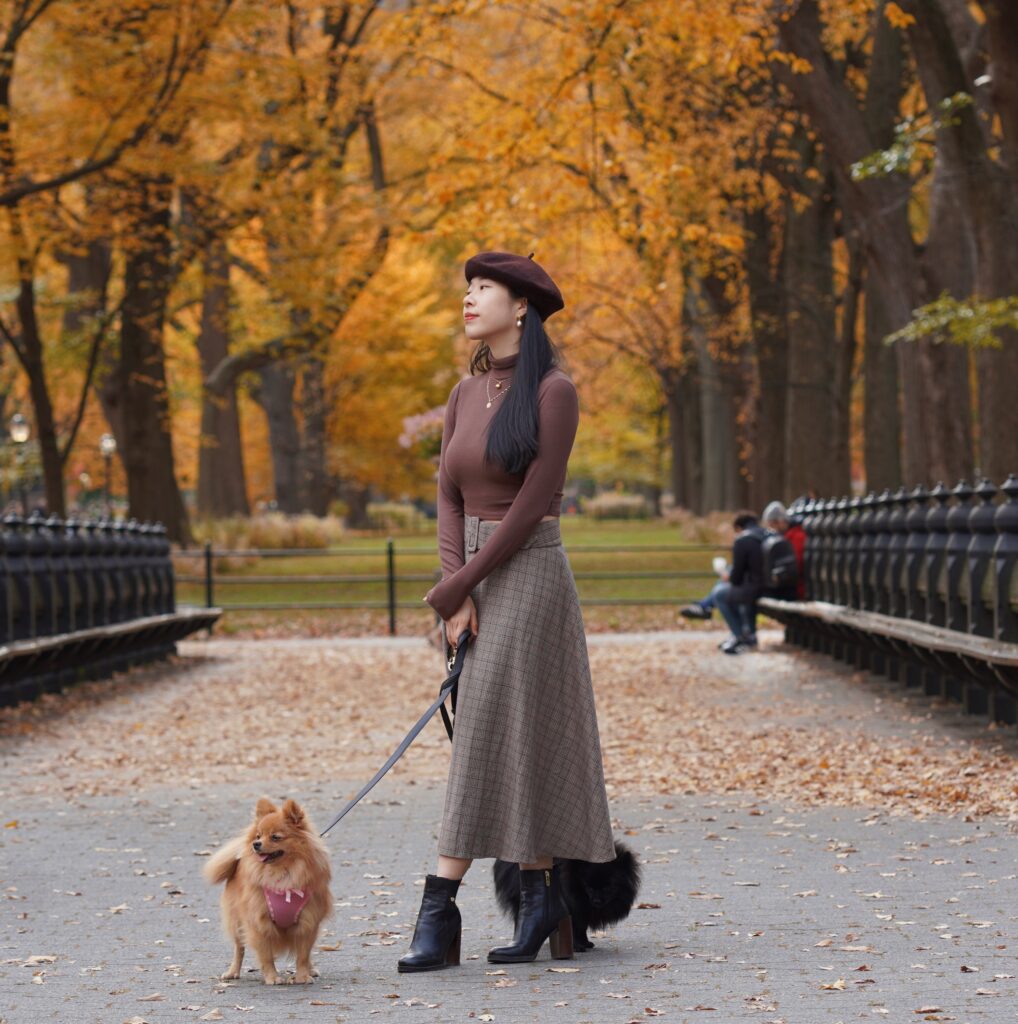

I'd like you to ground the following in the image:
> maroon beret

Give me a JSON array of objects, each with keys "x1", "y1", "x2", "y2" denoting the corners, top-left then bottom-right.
[{"x1": 464, "y1": 251, "x2": 564, "y2": 321}]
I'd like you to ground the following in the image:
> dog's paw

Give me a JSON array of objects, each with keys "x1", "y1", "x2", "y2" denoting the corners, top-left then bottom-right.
[
  {"x1": 220, "y1": 970, "x2": 240, "y2": 981},
  {"x1": 262, "y1": 974, "x2": 286, "y2": 986},
  {"x1": 294, "y1": 971, "x2": 314, "y2": 984}
]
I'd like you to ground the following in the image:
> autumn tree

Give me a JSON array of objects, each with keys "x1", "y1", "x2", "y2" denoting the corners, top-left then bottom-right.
[{"x1": 0, "y1": 1, "x2": 231, "y2": 521}]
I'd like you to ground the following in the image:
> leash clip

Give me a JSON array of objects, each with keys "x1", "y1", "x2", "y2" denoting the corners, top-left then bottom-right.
[{"x1": 446, "y1": 629, "x2": 471, "y2": 672}]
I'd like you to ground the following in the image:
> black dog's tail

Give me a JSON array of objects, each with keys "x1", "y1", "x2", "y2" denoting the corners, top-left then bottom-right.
[
  {"x1": 492, "y1": 856, "x2": 521, "y2": 919},
  {"x1": 492, "y1": 840, "x2": 641, "y2": 928},
  {"x1": 569, "y1": 841, "x2": 641, "y2": 929}
]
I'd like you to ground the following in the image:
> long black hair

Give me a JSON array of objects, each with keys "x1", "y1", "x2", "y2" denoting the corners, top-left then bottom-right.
[{"x1": 469, "y1": 307, "x2": 560, "y2": 476}]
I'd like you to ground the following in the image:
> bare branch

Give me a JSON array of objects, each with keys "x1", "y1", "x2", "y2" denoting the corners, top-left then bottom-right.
[{"x1": 58, "y1": 298, "x2": 124, "y2": 466}]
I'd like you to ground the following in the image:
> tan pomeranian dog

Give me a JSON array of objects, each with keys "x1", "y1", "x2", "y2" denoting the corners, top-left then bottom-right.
[{"x1": 204, "y1": 797, "x2": 332, "y2": 985}]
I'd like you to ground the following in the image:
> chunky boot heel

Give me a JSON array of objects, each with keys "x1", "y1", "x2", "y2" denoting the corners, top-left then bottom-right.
[
  {"x1": 446, "y1": 926, "x2": 461, "y2": 966},
  {"x1": 397, "y1": 875, "x2": 462, "y2": 973},
  {"x1": 488, "y1": 865, "x2": 571, "y2": 964},
  {"x1": 548, "y1": 915, "x2": 573, "y2": 959}
]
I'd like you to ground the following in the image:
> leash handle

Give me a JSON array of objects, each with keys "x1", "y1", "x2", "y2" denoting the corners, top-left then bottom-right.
[
  {"x1": 319, "y1": 631, "x2": 471, "y2": 838},
  {"x1": 436, "y1": 626, "x2": 469, "y2": 741}
]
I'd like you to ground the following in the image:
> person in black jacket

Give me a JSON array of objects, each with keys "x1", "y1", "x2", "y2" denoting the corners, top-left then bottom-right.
[{"x1": 714, "y1": 511, "x2": 766, "y2": 654}]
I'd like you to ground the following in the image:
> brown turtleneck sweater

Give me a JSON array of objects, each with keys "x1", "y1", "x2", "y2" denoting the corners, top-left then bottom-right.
[{"x1": 424, "y1": 350, "x2": 578, "y2": 620}]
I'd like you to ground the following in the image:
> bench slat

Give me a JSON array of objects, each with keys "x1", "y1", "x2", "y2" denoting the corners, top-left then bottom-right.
[{"x1": 758, "y1": 598, "x2": 1018, "y2": 666}]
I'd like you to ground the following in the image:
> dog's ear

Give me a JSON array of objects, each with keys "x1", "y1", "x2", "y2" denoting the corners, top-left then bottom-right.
[
  {"x1": 281, "y1": 799, "x2": 305, "y2": 828},
  {"x1": 255, "y1": 797, "x2": 277, "y2": 819}
]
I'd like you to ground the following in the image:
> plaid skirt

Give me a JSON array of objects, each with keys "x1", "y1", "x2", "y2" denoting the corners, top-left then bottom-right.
[{"x1": 437, "y1": 515, "x2": 616, "y2": 863}]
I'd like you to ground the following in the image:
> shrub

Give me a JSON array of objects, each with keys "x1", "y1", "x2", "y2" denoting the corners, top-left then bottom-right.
[
  {"x1": 365, "y1": 501, "x2": 428, "y2": 532},
  {"x1": 582, "y1": 492, "x2": 650, "y2": 520},
  {"x1": 662, "y1": 506, "x2": 734, "y2": 545},
  {"x1": 192, "y1": 513, "x2": 345, "y2": 554}
]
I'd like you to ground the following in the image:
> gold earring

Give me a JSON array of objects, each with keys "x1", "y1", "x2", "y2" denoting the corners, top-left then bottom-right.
[{"x1": 516, "y1": 315, "x2": 523, "y2": 328}]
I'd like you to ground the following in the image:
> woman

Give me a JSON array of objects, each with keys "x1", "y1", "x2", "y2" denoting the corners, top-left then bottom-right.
[{"x1": 397, "y1": 251, "x2": 616, "y2": 973}]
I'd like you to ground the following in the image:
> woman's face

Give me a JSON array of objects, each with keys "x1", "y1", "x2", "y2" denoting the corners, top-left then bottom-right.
[{"x1": 463, "y1": 277, "x2": 526, "y2": 342}]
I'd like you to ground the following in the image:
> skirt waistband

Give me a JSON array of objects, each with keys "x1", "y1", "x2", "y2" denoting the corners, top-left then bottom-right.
[{"x1": 464, "y1": 514, "x2": 562, "y2": 554}]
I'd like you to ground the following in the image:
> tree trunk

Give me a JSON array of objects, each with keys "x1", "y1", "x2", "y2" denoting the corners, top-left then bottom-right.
[
  {"x1": 983, "y1": 0, "x2": 1018, "y2": 198},
  {"x1": 679, "y1": 360, "x2": 704, "y2": 513},
  {"x1": 744, "y1": 201, "x2": 787, "y2": 505},
  {"x1": 298, "y1": 350, "x2": 330, "y2": 515},
  {"x1": 684, "y1": 276, "x2": 739, "y2": 512},
  {"x1": 253, "y1": 362, "x2": 302, "y2": 513},
  {"x1": 857, "y1": 5, "x2": 903, "y2": 493},
  {"x1": 899, "y1": 0, "x2": 1018, "y2": 480},
  {"x1": 918, "y1": 148, "x2": 975, "y2": 483},
  {"x1": 196, "y1": 232, "x2": 249, "y2": 517},
  {"x1": 663, "y1": 372, "x2": 686, "y2": 508},
  {"x1": 782, "y1": 157, "x2": 842, "y2": 498},
  {"x1": 862, "y1": 269, "x2": 902, "y2": 492},
  {"x1": 661, "y1": 363, "x2": 704, "y2": 512},
  {"x1": 339, "y1": 479, "x2": 372, "y2": 528},
  {"x1": 7, "y1": 211, "x2": 65, "y2": 515},
  {"x1": 832, "y1": 239, "x2": 862, "y2": 496},
  {"x1": 119, "y1": 173, "x2": 191, "y2": 543},
  {"x1": 775, "y1": 0, "x2": 929, "y2": 481}
]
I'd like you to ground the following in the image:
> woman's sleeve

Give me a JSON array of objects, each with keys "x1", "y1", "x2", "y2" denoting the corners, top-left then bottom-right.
[
  {"x1": 436, "y1": 382, "x2": 466, "y2": 580},
  {"x1": 425, "y1": 375, "x2": 578, "y2": 620}
]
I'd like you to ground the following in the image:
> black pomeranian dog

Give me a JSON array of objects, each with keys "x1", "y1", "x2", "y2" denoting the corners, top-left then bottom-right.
[{"x1": 492, "y1": 842, "x2": 641, "y2": 951}]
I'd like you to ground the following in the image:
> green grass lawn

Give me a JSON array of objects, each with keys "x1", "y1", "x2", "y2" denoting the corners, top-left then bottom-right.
[{"x1": 174, "y1": 517, "x2": 729, "y2": 615}]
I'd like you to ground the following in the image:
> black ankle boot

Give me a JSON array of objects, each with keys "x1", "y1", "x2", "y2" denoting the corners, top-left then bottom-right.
[
  {"x1": 397, "y1": 875, "x2": 462, "y2": 973},
  {"x1": 487, "y1": 865, "x2": 573, "y2": 964}
]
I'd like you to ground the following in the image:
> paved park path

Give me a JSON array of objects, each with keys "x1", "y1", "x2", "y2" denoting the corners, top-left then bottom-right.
[{"x1": 2, "y1": 631, "x2": 1018, "y2": 1024}]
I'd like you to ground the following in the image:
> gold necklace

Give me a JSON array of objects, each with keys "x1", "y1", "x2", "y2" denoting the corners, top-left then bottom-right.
[{"x1": 485, "y1": 373, "x2": 512, "y2": 409}]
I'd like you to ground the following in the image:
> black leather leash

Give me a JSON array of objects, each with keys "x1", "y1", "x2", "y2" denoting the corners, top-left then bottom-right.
[{"x1": 320, "y1": 630, "x2": 470, "y2": 838}]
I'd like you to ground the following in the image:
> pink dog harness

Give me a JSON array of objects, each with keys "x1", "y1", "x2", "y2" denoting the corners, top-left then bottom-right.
[{"x1": 263, "y1": 886, "x2": 309, "y2": 928}]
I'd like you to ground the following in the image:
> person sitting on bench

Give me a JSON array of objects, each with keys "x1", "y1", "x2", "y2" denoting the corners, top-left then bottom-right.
[{"x1": 680, "y1": 511, "x2": 765, "y2": 654}]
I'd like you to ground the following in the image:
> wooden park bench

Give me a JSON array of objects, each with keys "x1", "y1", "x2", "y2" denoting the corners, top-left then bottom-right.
[
  {"x1": 760, "y1": 597, "x2": 1018, "y2": 724},
  {"x1": 0, "y1": 606, "x2": 221, "y2": 707}
]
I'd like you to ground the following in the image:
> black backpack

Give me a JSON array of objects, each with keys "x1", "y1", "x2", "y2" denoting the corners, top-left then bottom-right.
[{"x1": 761, "y1": 530, "x2": 798, "y2": 590}]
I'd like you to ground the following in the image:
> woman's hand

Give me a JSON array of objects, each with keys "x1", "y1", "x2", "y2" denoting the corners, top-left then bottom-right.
[{"x1": 445, "y1": 596, "x2": 478, "y2": 651}]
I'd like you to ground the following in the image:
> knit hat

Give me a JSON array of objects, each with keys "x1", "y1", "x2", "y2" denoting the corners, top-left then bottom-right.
[
  {"x1": 762, "y1": 501, "x2": 788, "y2": 524},
  {"x1": 464, "y1": 251, "x2": 565, "y2": 321}
]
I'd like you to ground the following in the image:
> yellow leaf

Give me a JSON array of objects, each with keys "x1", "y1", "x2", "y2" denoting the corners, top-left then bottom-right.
[{"x1": 884, "y1": 2, "x2": 916, "y2": 28}]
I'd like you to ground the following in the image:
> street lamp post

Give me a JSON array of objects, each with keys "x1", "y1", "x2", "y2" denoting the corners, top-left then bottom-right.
[
  {"x1": 9, "y1": 413, "x2": 30, "y2": 515},
  {"x1": 100, "y1": 433, "x2": 117, "y2": 517},
  {"x1": 78, "y1": 471, "x2": 91, "y2": 514}
]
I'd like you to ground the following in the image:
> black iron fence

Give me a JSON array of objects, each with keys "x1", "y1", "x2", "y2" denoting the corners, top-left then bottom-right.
[
  {"x1": 1, "y1": 511, "x2": 174, "y2": 637},
  {"x1": 0, "y1": 512, "x2": 219, "y2": 706},
  {"x1": 790, "y1": 476, "x2": 1018, "y2": 645},
  {"x1": 173, "y1": 539, "x2": 729, "y2": 635},
  {"x1": 762, "y1": 475, "x2": 1018, "y2": 722}
]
